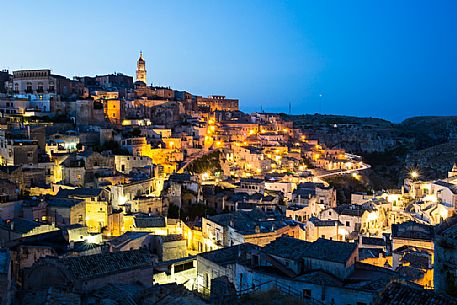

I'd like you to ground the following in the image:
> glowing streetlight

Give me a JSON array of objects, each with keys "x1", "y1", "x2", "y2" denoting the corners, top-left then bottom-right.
[{"x1": 410, "y1": 171, "x2": 419, "y2": 179}]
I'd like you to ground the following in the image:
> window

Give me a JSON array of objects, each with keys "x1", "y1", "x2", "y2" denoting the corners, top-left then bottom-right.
[
  {"x1": 346, "y1": 221, "x2": 350, "y2": 226},
  {"x1": 303, "y1": 289, "x2": 312, "y2": 299},
  {"x1": 204, "y1": 273, "x2": 209, "y2": 288}
]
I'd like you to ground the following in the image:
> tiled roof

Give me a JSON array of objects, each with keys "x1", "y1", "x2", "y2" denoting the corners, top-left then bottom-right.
[
  {"x1": 90, "y1": 283, "x2": 144, "y2": 305},
  {"x1": 207, "y1": 209, "x2": 289, "y2": 235},
  {"x1": 169, "y1": 173, "x2": 192, "y2": 182},
  {"x1": 109, "y1": 231, "x2": 150, "y2": 248},
  {"x1": 395, "y1": 266, "x2": 425, "y2": 281},
  {"x1": 360, "y1": 236, "x2": 385, "y2": 247},
  {"x1": 264, "y1": 236, "x2": 357, "y2": 264},
  {"x1": 263, "y1": 236, "x2": 311, "y2": 260},
  {"x1": 309, "y1": 216, "x2": 342, "y2": 227},
  {"x1": 373, "y1": 282, "x2": 457, "y2": 305},
  {"x1": 56, "y1": 188, "x2": 103, "y2": 199},
  {"x1": 134, "y1": 215, "x2": 166, "y2": 228},
  {"x1": 199, "y1": 243, "x2": 256, "y2": 267},
  {"x1": 160, "y1": 234, "x2": 183, "y2": 242},
  {"x1": 301, "y1": 238, "x2": 357, "y2": 264},
  {"x1": 295, "y1": 270, "x2": 343, "y2": 286},
  {"x1": 0, "y1": 218, "x2": 44, "y2": 234},
  {"x1": 334, "y1": 204, "x2": 367, "y2": 217},
  {"x1": 58, "y1": 249, "x2": 153, "y2": 280},
  {"x1": 47, "y1": 198, "x2": 84, "y2": 208},
  {"x1": 240, "y1": 177, "x2": 264, "y2": 184},
  {"x1": 392, "y1": 221, "x2": 434, "y2": 241},
  {"x1": 359, "y1": 248, "x2": 385, "y2": 260},
  {"x1": 297, "y1": 182, "x2": 327, "y2": 189},
  {"x1": 434, "y1": 180, "x2": 457, "y2": 194}
]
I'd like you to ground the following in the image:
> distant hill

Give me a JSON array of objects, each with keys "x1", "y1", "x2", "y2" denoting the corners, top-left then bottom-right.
[{"x1": 286, "y1": 114, "x2": 457, "y2": 187}]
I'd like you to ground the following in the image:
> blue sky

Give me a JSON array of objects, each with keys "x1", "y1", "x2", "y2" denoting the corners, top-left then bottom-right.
[{"x1": 1, "y1": 0, "x2": 456, "y2": 122}]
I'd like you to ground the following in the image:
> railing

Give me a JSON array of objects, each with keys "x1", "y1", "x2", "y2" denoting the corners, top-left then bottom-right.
[{"x1": 194, "y1": 279, "x2": 326, "y2": 305}]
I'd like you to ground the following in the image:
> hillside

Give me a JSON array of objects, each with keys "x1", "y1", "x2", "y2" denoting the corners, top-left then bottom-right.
[{"x1": 286, "y1": 114, "x2": 457, "y2": 187}]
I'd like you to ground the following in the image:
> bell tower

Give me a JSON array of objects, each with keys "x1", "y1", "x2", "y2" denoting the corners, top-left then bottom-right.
[{"x1": 136, "y1": 51, "x2": 147, "y2": 84}]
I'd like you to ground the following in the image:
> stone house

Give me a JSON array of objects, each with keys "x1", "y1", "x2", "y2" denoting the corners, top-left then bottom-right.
[
  {"x1": 0, "y1": 218, "x2": 58, "y2": 245},
  {"x1": 391, "y1": 221, "x2": 434, "y2": 251},
  {"x1": 434, "y1": 216, "x2": 457, "y2": 297},
  {"x1": 22, "y1": 250, "x2": 154, "y2": 294},
  {"x1": 114, "y1": 155, "x2": 152, "y2": 174},
  {"x1": 202, "y1": 209, "x2": 305, "y2": 251},
  {"x1": 197, "y1": 236, "x2": 402, "y2": 305}
]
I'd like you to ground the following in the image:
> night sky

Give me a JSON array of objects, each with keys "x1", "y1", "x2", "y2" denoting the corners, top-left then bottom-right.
[{"x1": 1, "y1": 0, "x2": 456, "y2": 122}]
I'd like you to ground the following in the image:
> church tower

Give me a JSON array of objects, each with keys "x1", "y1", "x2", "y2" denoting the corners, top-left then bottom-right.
[{"x1": 136, "y1": 51, "x2": 147, "y2": 84}]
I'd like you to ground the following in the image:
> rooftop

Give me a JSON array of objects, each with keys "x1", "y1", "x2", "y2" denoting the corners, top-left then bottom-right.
[
  {"x1": 373, "y1": 282, "x2": 457, "y2": 305},
  {"x1": 264, "y1": 236, "x2": 357, "y2": 264},
  {"x1": 199, "y1": 243, "x2": 257, "y2": 267},
  {"x1": 55, "y1": 249, "x2": 153, "y2": 280},
  {"x1": 392, "y1": 221, "x2": 434, "y2": 241},
  {"x1": 0, "y1": 218, "x2": 45, "y2": 234},
  {"x1": 434, "y1": 180, "x2": 457, "y2": 194},
  {"x1": 56, "y1": 188, "x2": 103, "y2": 199},
  {"x1": 134, "y1": 214, "x2": 166, "y2": 228},
  {"x1": 108, "y1": 231, "x2": 150, "y2": 248}
]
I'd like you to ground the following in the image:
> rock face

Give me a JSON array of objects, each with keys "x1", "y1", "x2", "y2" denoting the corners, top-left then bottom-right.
[
  {"x1": 287, "y1": 113, "x2": 409, "y2": 153},
  {"x1": 286, "y1": 114, "x2": 457, "y2": 184},
  {"x1": 405, "y1": 141, "x2": 457, "y2": 179}
]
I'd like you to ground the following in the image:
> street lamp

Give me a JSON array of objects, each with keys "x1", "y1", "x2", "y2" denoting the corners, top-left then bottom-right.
[{"x1": 410, "y1": 171, "x2": 419, "y2": 179}]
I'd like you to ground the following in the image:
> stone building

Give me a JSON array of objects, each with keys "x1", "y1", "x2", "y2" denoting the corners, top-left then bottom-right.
[
  {"x1": 0, "y1": 218, "x2": 58, "y2": 245},
  {"x1": 7, "y1": 69, "x2": 73, "y2": 97},
  {"x1": 196, "y1": 95, "x2": 239, "y2": 112},
  {"x1": 0, "y1": 179, "x2": 18, "y2": 203},
  {"x1": 391, "y1": 221, "x2": 434, "y2": 251},
  {"x1": 22, "y1": 250, "x2": 154, "y2": 294},
  {"x1": 0, "y1": 139, "x2": 38, "y2": 166},
  {"x1": 202, "y1": 208, "x2": 305, "y2": 251},
  {"x1": 434, "y1": 216, "x2": 457, "y2": 297},
  {"x1": 151, "y1": 234, "x2": 187, "y2": 262},
  {"x1": 114, "y1": 155, "x2": 152, "y2": 174},
  {"x1": 0, "y1": 166, "x2": 45, "y2": 193},
  {"x1": 104, "y1": 99, "x2": 122, "y2": 125},
  {"x1": 196, "y1": 236, "x2": 401, "y2": 305}
]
